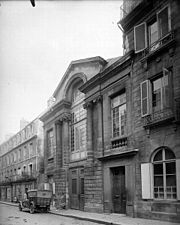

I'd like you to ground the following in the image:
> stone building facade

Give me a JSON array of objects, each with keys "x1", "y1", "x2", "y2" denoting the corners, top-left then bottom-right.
[
  {"x1": 40, "y1": 0, "x2": 180, "y2": 222},
  {"x1": 0, "y1": 119, "x2": 44, "y2": 202},
  {"x1": 115, "y1": 0, "x2": 180, "y2": 222}
]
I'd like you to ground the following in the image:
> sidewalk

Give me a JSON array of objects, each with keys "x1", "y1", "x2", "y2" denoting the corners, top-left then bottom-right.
[{"x1": 0, "y1": 201, "x2": 178, "y2": 225}]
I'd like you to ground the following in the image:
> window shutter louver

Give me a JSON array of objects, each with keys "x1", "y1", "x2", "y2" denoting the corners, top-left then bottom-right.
[
  {"x1": 140, "y1": 80, "x2": 150, "y2": 117},
  {"x1": 176, "y1": 159, "x2": 180, "y2": 200},
  {"x1": 141, "y1": 163, "x2": 153, "y2": 199},
  {"x1": 134, "y1": 22, "x2": 147, "y2": 53}
]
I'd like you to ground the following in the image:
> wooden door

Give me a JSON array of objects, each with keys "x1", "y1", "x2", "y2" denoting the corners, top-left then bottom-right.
[
  {"x1": 70, "y1": 168, "x2": 84, "y2": 210},
  {"x1": 112, "y1": 166, "x2": 126, "y2": 213}
]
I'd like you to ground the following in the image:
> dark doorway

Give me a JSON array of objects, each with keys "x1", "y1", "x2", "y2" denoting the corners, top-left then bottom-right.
[
  {"x1": 111, "y1": 166, "x2": 126, "y2": 213},
  {"x1": 69, "y1": 167, "x2": 84, "y2": 210}
]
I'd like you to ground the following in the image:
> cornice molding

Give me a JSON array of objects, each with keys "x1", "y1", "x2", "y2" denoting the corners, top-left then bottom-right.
[{"x1": 40, "y1": 99, "x2": 71, "y2": 122}]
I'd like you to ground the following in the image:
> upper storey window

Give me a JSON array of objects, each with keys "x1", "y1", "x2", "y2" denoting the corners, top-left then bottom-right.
[
  {"x1": 134, "y1": 5, "x2": 171, "y2": 53},
  {"x1": 140, "y1": 68, "x2": 172, "y2": 117},
  {"x1": 111, "y1": 92, "x2": 127, "y2": 138},
  {"x1": 72, "y1": 88, "x2": 84, "y2": 105}
]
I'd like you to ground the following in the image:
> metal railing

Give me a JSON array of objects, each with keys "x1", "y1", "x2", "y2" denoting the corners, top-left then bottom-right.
[
  {"x1": 142, "y1": 30, "x2": 175, "y2": 58},
  {"x1": 144, "y1": 107, "x2": 174, "y2": 127}
]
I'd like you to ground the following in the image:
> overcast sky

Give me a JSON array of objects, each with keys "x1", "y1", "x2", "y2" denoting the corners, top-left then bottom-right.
[{"x1": 0, "y1": 0, "x2": 123, "y2": 144}]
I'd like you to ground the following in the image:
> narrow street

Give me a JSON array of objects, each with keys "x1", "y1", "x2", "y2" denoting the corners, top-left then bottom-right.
[{"x1": 0, "y1": 204, "x2": 100, "y2": 225}]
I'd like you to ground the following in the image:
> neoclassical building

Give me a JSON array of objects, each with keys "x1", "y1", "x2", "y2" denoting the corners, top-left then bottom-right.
[
  {"x1": 0, "y1": 119, "x2": 44, "y2": 202},
  {"x1": 40, "y1": 0, "x2": 180, "y2": 222}
]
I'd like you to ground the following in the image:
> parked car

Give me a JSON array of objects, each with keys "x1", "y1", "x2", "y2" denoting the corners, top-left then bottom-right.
[{"x1": 19, "y1": 189, "x2": 52, "y2": 213}]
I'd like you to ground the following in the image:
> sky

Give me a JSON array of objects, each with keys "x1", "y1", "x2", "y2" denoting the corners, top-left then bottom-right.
[{"x1": 0, "y1": 0, "x2": 123, "y2": 144}]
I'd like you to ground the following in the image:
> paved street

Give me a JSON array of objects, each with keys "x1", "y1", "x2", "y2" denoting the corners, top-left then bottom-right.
[{"x1": 0, "y1": 204, "x2": 99, "y2": 225}]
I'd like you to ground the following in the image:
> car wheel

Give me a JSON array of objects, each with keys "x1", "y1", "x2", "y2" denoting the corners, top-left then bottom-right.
[
  {"x1": 30, "y1": 205, "x2": 35, "y2": 214},
  {"x1": 19, "y1": 204, "x2": 22, "y2": 211}
]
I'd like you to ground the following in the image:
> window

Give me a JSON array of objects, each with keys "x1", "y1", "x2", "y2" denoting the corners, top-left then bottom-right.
[
  {"x1": 23, "y1": 166, "x2": 26, "y2": 174},
  {"x1": 47, "y1": 130, "x2": 54, "y2": 158},
  {"x1": 157, "y1": 6, "x2": 171, "y2": 38},
  {"x1": 148, "y1": 20, "x2": 159, "y2": 51},
  {"x1": 18, "y1": 149, "x2": 21, "y2": 161},
  {"x1": 140, "y1": 68, "x2": 172, "y2": 117},
  {"x1": 29, "y1": 164, "x2": 33, "y2": 176},
  {"x1": 29, "y1": 143, "x2": 33, "y2": 156},
  {"x1": 111, "y1": 93, "x2": 127, "y2": 138},
  {"x1": 134, "y1": 5, "x2": 171, "y2": 53},
  {"x1": 134, "y1": 22, "x2": 147, "y2": 53},
  {"x1": 153, "y1": 148, "x2": 176, "y2": 199},
  {"x1": 71, "y1": 84, "x2": 87, "y2": 161},
  {"x1": 72, "y1": 88, "x2": 84, "y2": 104}
]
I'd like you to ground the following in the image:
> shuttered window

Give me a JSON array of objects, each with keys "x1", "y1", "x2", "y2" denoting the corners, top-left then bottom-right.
[
  {"x1": 140, "y1": 69, "x2": 172, "y2": 117},
  {"x1": 134, "y1": 22, "x2": 147, "y2": 53},
  {"x1": 140, "y1": 80, "x2": 150, "y2": 117}
]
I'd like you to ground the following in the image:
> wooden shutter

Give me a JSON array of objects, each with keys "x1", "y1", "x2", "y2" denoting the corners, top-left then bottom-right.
[
  {"x1": 141, "y1": 163, "x2": 153, "y2": 199},
  {"x1": 140, "y1": 80, "x2": 150, "y2": 117},
  {"x1": 157, "y1": 6, "x2": 170, "y2": 38},
  {"x1": 44, "y1": 183, "x2": 50, "y2": 190},
  {"x1": 162, "y1": 68, "x2": 173, "y2": 109},
  {"x1": 134, "y1": 22, "x2": 147, "y2": 53},
  {"x1": 125, "y1": 164, "x2": 135, "y2": 204},
  {"x1": 176, "y1": 159, "x2": 180, "y2": 200}
]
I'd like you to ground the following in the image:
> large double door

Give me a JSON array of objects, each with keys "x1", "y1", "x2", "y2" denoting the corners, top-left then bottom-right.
[{"x1": 69, "y1": 167, "x2": 84, "y2": 210}]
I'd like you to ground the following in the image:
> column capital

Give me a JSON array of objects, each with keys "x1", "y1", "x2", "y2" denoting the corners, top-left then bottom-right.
[
  {"x1": 59, "y1": 113, "x2": 71, "y2": 122},
  {"x1": 83, "y1": 101, "x2": 93, "y2": 109},
  {"x1": 92, "y1": 95, "x2": 103, "y2": 104}
]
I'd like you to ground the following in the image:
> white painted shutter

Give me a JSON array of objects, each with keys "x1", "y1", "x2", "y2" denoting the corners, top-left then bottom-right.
[
  {"x1": 140, "y1": 80, "x2": 150, "y2": 117},
  {"x1": 134, "y1": 22, "x2": 147, "y2": 53},
  {"x1": 52, "y1": 182, "x2": 56, "y2": 194},
  {"x1": 176, "y1": 159, "x2": 180, "y2": 200},
  {"x1": 44, "y1": 183, "x2": 50, "y2": 190},
  {"x1": 141, "y1": 163, "x2": 153, "y2": 199}
]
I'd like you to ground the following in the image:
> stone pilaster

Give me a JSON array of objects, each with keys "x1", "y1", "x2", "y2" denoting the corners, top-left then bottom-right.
[{"x1": 84, "y1": 101, "x2": 94, "y2": 163}]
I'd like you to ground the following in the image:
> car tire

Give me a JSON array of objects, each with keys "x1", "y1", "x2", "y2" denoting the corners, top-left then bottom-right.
[
  {"x1": 19, "y1": 204, "x2": 22, "y2": 211},
  {"x1": 30, "y1": 204, "x2": 35, "y2": 214}
]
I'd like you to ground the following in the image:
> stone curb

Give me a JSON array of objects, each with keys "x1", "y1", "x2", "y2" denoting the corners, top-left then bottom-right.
[{"x1": 50, "y1": 211, "x2": 120, "y2": 225}]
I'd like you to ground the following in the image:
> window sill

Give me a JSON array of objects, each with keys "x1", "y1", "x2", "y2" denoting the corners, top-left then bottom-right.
[{"x1": 152, "y1": 199, "x2": 178, "y2": 203}]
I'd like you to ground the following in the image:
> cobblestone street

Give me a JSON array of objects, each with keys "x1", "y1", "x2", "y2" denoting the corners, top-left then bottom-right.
[{"x1": 0, "y1": 204, "x2": 99, "y2": 225}]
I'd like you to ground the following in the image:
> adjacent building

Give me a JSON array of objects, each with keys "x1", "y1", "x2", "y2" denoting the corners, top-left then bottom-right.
[
  {"x1": 0, "y1": 119, "x2": 44, "y2": 202},
  {"x1": 116, "y1": 0, "x2": 180, "y2": 222}
]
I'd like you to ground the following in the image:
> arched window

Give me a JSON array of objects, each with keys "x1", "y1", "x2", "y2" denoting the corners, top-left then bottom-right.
[
  {"x1": 70, "y1": 81, "x2": 87, "y2": 161},
  {"x1": 153, "y1": 147, "x2": 176, "y2": 199}
]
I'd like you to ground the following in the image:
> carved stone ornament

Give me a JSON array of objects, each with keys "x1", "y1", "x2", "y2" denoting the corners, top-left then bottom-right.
[{"x1": 59, "y1": 113, "x2": 71, "y2": 122}]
